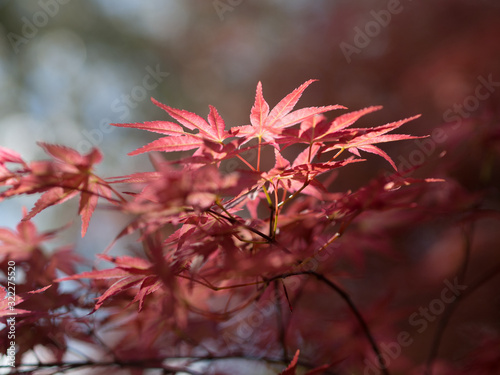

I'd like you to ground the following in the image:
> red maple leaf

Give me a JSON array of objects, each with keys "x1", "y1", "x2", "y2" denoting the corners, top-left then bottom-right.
[
  {"x1": 0, "y1": 143, "x2": 115, "y2": 236},
  {"x1": 112, "y1": 100, "x2": 231, "y2": 156},
  {"x1": 230, "y1": 80, "x2": 345, "y2": 146},
  {"x1": 0, "y1": 285, "x2": 52, "y2": 318},
  {"x1": 56, "y1": 254, "x2": 163, "y2": 312},
  {"x1": 320, "y1": 113, "x2": 424, "y2": 170},
  {"x1": 0, "y1": 210, "x2": 60, "y2": 262},
  {"x1": 280, "y1": 106, "x2": 423, "y2": 171}
]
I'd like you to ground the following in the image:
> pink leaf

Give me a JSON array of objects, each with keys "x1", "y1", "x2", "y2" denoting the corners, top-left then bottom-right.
[
  {"x1": 128, "y1": 135, "x2": 203, "y2": 155},
  {"x1": 274, "y1": 105, "x2": 346, "y2": 130},
  {"x1": 79, "y1": 190, "x2": 99, "y2": 236},
  {"x1": 24, "y1": 188, "x2": 79, "y2": 221},
  {"x1": 0, "y1": 147, "x2": 24, "y2": 164},
  {"x1": 237, "y1": 81, "x2": 345, "y2": 145},
  {"x1": 274, "y1": 148, "x2": 291, "y2": 170},
  {"x1": 93, "y1": 277, "x2": 143, "y2": 311},
  {"x1": 55, "y1": 268, "x2": 131, "y2": 282},
  {"x1": 152, "y1": 98, "x2": 220, "y2": 140},
  {"x1": 37, "y1": 142, "x2": 84, "y2": 165},
  {"x1": 280, "y1": 350, "x2": 300, "y2": 375},
  {"x1": 250, "y1": 81, "x2": 270, "y2": 132},
  {"x1": 324, "y1": 106, "x2": 382, "y2": 135},
  {"x1": 112, "y1": 121, "x2": 185, "y2": 136},
  {"x1": 267, "y1": 79, "x2": 317, "y2": 127},
  {"x1": 357, "y1": 144, "x2": 397, "y2": 170},
  {"x1": 207, "y1": 105, "x2": 227, "y2": 141}
]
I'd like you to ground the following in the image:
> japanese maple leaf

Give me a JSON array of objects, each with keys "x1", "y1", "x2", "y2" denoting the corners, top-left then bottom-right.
[
  {"x1": 0, "y1": 146, "x2": 28, "y2": 188},
  {"x1": 112, "y1": 99, "x2": 231, "y2": 156},
  {"x1": 230, "y1": 80, "x2": 345, "y2": 146},
  {"x1": 31, "y1": 143, "x2": 115, "y2": 236},
  {"x1": 283, "y1": 106, "x2": 383, "y2": 146},
  {"x1": 170, "y1": 138, "x2": 259, "y2": 170},
  {"x1": 0, "y1": 143, "x2": 114, "y2": 236},
  {"x1": 109, "y1": 164, "x2": 257, "y2": 241},
  {"x1": 0, "y1": 285, "x2": 52, "y2": 318},
  {"x1": 56, "y1": 254, "x2": 162, "y2": 312},
  {"x1": 0, "y1": 146, "x2": 27, "y2": 176},
  {"x1": 280, "y1": 106, "x2": 423, "y2": 171},
  {"x1": 0, "y1": 210, "x2": 59, "y2": 261},
  {"x1": 258, "y1": 149, "x2": 363, "y2": 199},
  {"x1": 320, "y1": 114, "x2": 424, "y2": 170},
  {"x1": 117, "y1": 164, "x2": 244, "y2": 211}
]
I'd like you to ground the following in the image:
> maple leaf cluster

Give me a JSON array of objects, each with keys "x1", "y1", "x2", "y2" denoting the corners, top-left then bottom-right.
[{"x1": 1, "y1": 81, "x2": 499, "y2": 375}]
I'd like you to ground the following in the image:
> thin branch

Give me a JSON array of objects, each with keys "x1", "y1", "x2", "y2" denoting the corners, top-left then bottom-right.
[
  {"x1": 257, "y1": 137, "x2": 262, "y2": 171},
  {"x1": 205, "y1": 208, "x2": 292, "y2": 254},
  {"x1": 265, "y1": 271, "x2": 389, "y2": 375},
  {"x1": 425, "y1": 222, "x2": 474, "y2": 374},
  {"x1": 457, "y1": 222, "x2": 474, "y2": 282},
  {"x1": 236, "y1": 153, "x2": 256, "y2": 171},
  {"x1": 425, "y1": 262, "x2": 500, "y2": 374},
  {"x1": 328, "y1": 147, "x2": 345, "y2": 163},
  {"x1": 272, "y1": 185, "x2": 279, "y2": 239},
  {"x1": 176, "y1": 272, "x2": 266, "y2": 291},
  {"x1": 274, "y1": 280, "x2": 289, "y2": 362},
  {"x1": 277, "y1": 178, "x2": 310, "y2": 208},
  {"x1": 175, "y1": 269, "x2": 382, "y2": 372}
]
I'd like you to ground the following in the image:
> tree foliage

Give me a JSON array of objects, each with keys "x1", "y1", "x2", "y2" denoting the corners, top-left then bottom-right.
[{"x1": 1, "y1": 81, "x2": 499, "y2": 375}]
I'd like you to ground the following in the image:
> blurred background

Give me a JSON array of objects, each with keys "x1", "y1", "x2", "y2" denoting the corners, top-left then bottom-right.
[
  {"x1": 1, "y1": 0, "x2": 500, "y2": 372},
  {"x1": 1, "y1": 0, "x2": 500, "y2": 229}
]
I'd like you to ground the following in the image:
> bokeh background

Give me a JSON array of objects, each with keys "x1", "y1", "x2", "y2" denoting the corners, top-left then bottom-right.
[
  {"x1": 1, "y1": 0, "x2": 500, "y2": 372},
  {"x1": 1, "y1": 0, "x2": 500, "y2": 228}
]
